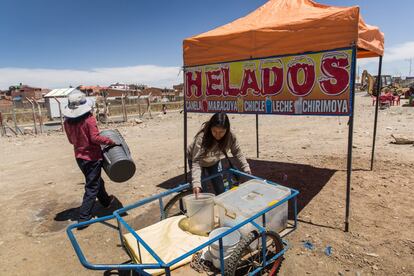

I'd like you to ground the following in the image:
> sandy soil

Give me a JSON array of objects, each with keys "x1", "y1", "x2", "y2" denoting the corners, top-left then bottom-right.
[{"x1": 0, "y1": 93, "x2": 413, "y2": 276}]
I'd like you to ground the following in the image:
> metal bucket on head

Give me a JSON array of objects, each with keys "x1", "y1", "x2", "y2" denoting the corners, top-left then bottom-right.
[{"x1": 100, "y1": 129, "x2": 136, "y2": 182}]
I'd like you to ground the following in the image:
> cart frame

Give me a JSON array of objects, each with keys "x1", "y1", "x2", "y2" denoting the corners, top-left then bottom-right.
[{"x1": 67, "y1": 169, "x2": 299, "y2": 275}]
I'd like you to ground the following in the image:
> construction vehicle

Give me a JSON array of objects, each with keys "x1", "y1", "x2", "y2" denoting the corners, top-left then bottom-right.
[{"x1": 360, "y1": 70, "x2": 403, "y2": 96}]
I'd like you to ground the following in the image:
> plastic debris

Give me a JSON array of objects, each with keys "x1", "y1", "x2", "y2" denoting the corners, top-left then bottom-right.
[
  {"x1": 303, "y1": 241, "x2": 314, "y2": 250},
  {"x1": 324, "y1": 246, "x2": 332, "y2": 256}
]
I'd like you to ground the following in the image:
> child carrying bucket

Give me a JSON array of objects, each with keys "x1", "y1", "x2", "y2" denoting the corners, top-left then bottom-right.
[{"x1": 63, "y1": 92, "x2": 118, "y2": 230}]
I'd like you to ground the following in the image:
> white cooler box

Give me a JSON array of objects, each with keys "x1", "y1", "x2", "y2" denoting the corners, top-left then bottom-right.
[{"x1": 214, "y1": 179, "x2": 290, "y2": 238}]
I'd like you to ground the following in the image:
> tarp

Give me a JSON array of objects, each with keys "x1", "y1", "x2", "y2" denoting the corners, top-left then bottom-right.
[{"x1": 183, "y1": 0, "x2": 384, "y2": 67}]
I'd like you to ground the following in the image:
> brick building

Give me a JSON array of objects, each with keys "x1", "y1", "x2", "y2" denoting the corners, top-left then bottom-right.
[
  {"x1": 78, "y1": 85, "x2": 108, "y2": 96},
  {"x1": 10, "y1": 84, "x2": 46, "y2": 102}
]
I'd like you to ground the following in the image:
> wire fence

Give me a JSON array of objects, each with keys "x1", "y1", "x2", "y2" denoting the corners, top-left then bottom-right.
[{"x1": 0, "y1": 101, "x2": 183, "y2": 137}]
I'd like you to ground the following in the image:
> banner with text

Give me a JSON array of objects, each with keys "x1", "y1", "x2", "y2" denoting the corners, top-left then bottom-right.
[{"x1": 184, "y1": 48, "x2": 354, "y2": 115}]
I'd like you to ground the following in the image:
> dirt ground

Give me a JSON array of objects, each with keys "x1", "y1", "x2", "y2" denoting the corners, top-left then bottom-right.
[{"x1": 0, "y1": 93, "x2": 413, "y2": 276}]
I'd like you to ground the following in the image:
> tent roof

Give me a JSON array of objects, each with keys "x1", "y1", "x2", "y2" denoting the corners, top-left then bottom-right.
[{"x1": 183, "y1": 0, "x2": 384, "y2": 67}]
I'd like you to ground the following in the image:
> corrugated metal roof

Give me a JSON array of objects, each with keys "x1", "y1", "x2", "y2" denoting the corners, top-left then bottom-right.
[{"x1": 44, "y1": 88, "x2": 80, "y2": 97}]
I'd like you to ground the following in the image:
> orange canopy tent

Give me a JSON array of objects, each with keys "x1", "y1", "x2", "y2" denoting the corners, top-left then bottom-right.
[
  {"x1": 183, "y1": 0, "x2": 384, "y2": 67},
  {"x1": 182, "y1": 0, "x2": 385, "y2": 232}
]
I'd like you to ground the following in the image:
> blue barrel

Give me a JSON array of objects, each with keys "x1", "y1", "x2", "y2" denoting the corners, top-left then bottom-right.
[{"x1": 100, "y1": 129, "x2": 136, "y2": 182}]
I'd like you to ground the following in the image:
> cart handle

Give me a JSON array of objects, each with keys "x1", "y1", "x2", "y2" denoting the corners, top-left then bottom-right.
[{"x1": 66, "y1": 215, "x2": 166, "y2": 271}]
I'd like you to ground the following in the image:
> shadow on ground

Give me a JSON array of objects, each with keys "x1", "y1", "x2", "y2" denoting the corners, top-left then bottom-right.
[
  {"x1": 157, "y1": 158, "x2": 337, "y2": 217},
  {"x1": 61, "y1": 159, "x2": 336, "y2": 275},
  {"x1": 54, "y1": 196, "x2": 124, "y2": 222}
]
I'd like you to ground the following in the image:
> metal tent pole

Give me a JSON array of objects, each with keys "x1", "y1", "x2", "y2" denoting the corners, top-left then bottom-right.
[
  {"x1": 183, "y1": 70, "x2": 188, "y2": 183},
  {"x1": 182, "y1": 73, "x2": 189, "y2": 214},
  {"x1": 370, "y1": 56, "x2": 383, "y2": 171},
  {"x1": 256, "y1": 114, "x2": 259, "y2": 158},
  {"x1": 345, "y1": 45, "x2": 357, "y2": 232},
  {"x1": 184, "y1": 107, "x2": 188, "y2": 182}
]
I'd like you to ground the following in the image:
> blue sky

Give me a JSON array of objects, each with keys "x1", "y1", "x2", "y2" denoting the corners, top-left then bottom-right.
[{"x1": 0, "y1": 0, "x2": 412, "y2": 89}]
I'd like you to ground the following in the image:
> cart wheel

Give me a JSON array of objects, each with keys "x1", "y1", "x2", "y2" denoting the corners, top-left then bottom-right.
[
  {"x1": 224, "y1": 230, "x2": 284, "y2": 276},
  {"x1": 163, "y1": 190, "x2": 192, "y2": 218}
]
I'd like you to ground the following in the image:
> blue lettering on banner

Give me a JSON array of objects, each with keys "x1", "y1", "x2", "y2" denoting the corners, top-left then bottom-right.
[
  {"x1": 244, "y1": 101, "x2": 265, "y2": 112},
  {"x1": 272, "y1": 100, "x2": 293, "y2": 113},
  {"x1": 186, "y1": 101, "x2": 202, "y2": 111},
  {"x1": 302, "y1": 99, "x2": 348, "y2": 113},
  {"x1": 207, "y1": 101, "x2": 237, "y2": 112}
]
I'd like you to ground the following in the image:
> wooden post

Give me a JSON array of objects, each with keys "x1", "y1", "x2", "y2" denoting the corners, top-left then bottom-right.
[
  {"x1": 103, "y1": 94, "x2": 109, "y2": 125},
  {"x1": 147, "y1": 93, "x2": 152, "y2": 119},
  {"x1": 53, "y1": 97, "x2": 64, "y2": 132},
  {"x1": 4, "y1": 122, "x2": 18, "y2": 136},
  {"x1": 26, "y1": 97, "x2": 38, "y2": 135},
  {"x1": 124, "y1": 94, "x2": 128, "y2": 122},
  {"x1": 137, "y1": 95, "x2": 142, "y2": 117},
  {"x1": 0, "y1": 112, "x2": 5, "y2": 136},
  {"x1": 121, "y1": 93, "x2": 127, "y2": 122},
  {"x1": 11, "y1": 101, "x2": 19, "y2": 133},
  {"x1": 32, "y1": 98, "x2": 43, "y2": 134}
]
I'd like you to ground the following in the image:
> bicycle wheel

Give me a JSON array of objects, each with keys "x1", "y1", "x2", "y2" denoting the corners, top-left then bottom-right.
[
  {"x1": 224, "y1": 230, "x2": 284, "y2": 276},
  {"x1": 163, "y1": 190, "x2": 192, "y2": 218}
]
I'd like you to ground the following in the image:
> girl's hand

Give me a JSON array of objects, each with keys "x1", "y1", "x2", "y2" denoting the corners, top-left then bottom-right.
[{"x1": 193, "y1": 187, "x2": 201, "y2": 199}]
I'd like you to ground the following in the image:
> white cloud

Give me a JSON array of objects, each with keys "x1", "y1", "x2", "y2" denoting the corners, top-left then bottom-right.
[
  {"x1": 355, "y1": 41, "x2": 414, "y2": 77},
  {"x1": 357, "y1": 41, "x2": 414, "y2": 71},
  {"x1": 1, "y1": 41, "x2": 413, "y2": 90},
  {"x1": 0, "y1": 65, "x2": 183, "y2": 90},
  {"x1": 384, "y1": 41, "x2": 414, "y2": 62}
]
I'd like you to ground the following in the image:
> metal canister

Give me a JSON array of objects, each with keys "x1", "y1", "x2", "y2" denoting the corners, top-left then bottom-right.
[{"x1": 100, "y1": 129, "x2": 136, "y2": 182}]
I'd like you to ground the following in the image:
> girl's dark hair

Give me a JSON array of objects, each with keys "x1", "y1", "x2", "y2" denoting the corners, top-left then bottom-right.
[
  {"x1": 197, "y1": 112, "x2": 232, "y2": 152},
  {"x1": 65, "y1": 112, "x2": 92, "y2": 125}
]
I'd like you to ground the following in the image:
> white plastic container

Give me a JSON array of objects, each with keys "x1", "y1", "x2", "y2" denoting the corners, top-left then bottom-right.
[
  {"x1": 183, "y1": 193, "x2": 215, "y2": 234},
  {"x1": 214, "y1": 179, "x2": 290, "y2": 239},
  {"x1": 208, "y1": 227, "x2": 241, "y2": 269}
]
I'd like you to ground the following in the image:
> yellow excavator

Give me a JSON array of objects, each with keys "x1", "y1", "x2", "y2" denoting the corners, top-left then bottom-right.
[
  {"x1": 361, "y1": 70, "x2": 375, "y2": 95},
  {"x1": 361, "y1": 70, "x2": 393, "y2": 96},
  {"x1": 360, "y1": 70, "x2": 395, "y2": 96}
]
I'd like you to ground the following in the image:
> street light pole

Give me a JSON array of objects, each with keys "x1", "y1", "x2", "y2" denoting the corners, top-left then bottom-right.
[{"x1": 406, "y1": 58, "x2": 412, "y2": 77}]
